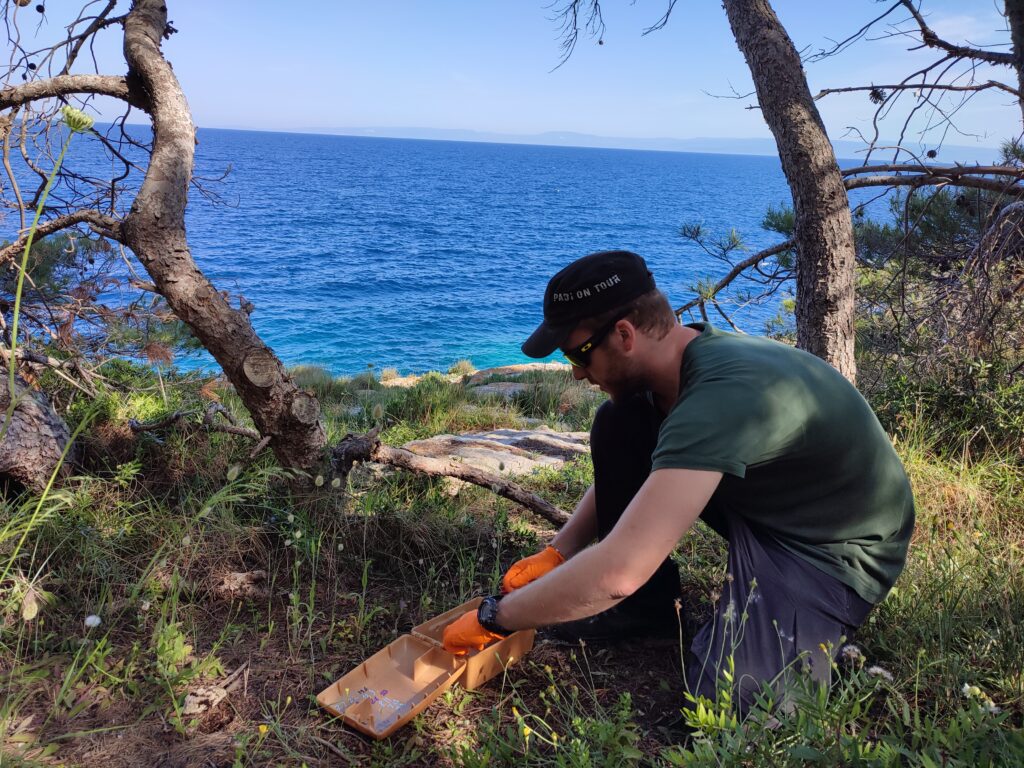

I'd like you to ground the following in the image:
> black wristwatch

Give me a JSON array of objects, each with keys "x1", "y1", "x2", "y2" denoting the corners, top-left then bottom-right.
[{"x1": 477, "y1": 595, "x2": 511, "y2": 636}]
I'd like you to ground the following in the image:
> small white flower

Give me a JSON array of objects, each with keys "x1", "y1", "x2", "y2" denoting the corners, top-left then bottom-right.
[
  {"x1": 984, "y1": 699, "x2": 1001, "y2": 715},
  {"x1": 284, "y1": 539, "x2": 293, "y2": 547},
  {"x1": 84, "y1": 614, "x2": 101, "y2": 629},
  {"x1": 866, "y1": 665, "x2": 893, "y2": 682},
  {"x1": 181, "y1": 534, "x2": 192, "y2": 546},
  {"x1": 962, "y1": 683, "x2": 982, "y2": 698},
  {"x1": 337, "y1": 542, "x2": 344, "y2": 551},
  {"x1": 722, "y1": 601, "x2": 736, "y2": 622},
  {"x1": 287, "y1": 513, "x2": 295, "y2": 523},
  {"x1": 840, "y1": 644, "x2": 863, "y2": 662},
  {"x1": 293, "y1": 529, "x2": 303, "y2": 539},
  {"x1": 140, "y1": 600, "x2": 151, "y2": 612}
]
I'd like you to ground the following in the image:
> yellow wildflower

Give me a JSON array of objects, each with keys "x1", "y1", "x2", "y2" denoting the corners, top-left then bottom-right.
[{"x1": 258, "y1": 724, "x2": 268, "y2": 735}]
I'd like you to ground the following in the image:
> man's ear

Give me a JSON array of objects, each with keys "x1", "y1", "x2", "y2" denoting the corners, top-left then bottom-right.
[{"x1": 616, "y1": 319, "x2": 637, "y2": 353}]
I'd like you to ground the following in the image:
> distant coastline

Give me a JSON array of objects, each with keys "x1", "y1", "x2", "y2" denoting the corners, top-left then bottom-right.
[
  {"x1": 104, "y1": 120, "x2": 1004, "y2": 164},
  {"x1": 292, "y1": 125, "x2": 1004, "y2": 165}
]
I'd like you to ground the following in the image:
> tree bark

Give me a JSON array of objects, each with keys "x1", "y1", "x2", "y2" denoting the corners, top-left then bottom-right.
[
  {"x1": 118, "y1": 0, "x2": 327, "y2": 470},
  {"x1": 723, "y1": 0, "x2": 857, "y2": 381},
  {"x1": 0, "y1": 366, "x2": 75, "y2": 492},
  {"x1": 1005, "y1": 0, "x2": 1024, "y2": 124}
]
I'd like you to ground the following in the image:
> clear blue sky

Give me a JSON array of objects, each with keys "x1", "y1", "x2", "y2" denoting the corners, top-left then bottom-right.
[{"x1": 23, "y1": 1, "x2": 1024, "y2": 147}]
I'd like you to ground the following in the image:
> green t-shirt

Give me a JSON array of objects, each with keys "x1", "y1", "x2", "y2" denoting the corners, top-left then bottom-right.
[{"x1": 651, "y1": 323, "x2": 914, "y2": 604}]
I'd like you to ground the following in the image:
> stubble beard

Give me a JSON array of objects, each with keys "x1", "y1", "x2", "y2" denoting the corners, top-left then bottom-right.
[{"x1": 599, "y1": 352, "x2": 648, "y2": 404}]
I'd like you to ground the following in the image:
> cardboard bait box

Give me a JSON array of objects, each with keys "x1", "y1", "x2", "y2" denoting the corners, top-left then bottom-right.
[{"x1": 316, "y1": 597, "x2": 536, "y2": 739}]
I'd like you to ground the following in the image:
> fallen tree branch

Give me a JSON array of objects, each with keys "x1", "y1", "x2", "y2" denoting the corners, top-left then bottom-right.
[
  {"x1": 0, "y1": 345, "x2": 97, "y2": 396},
  {"x1": 332, "y1": 430, "x2": 570, "y2": 527},
  {"x1": 129, "y1": 409, "x2": 193, "y2": 432},
  {"x1": 129, "y1": 403, "x2": 263, "y2": 441},
  {"x1": 202, "y1": 402, "x2": 261, "y2": 440}
]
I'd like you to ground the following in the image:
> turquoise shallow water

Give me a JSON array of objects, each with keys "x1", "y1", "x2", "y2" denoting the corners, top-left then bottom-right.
[
  {"x1": 182, "y1": 130, "x2": 796, "y2": 374},
  {"x1": 9, "y1": 127, "x2": 864, "y2": 375}
]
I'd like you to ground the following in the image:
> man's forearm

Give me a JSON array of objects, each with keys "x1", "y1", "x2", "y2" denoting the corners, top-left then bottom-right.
[
  {"x1": 549, "y1": 484, "x2": 598, "y2": 559},
  {"x1": 493, "y1": 468, "x2": 722, "y2": 633},
  {"x1": 495, "y1": 539, "x2": 628, "y2": 629}
]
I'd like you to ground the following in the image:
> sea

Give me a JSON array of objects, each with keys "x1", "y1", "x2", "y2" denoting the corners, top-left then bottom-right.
[{"x1": 9, "y1": 127, "x2": 878, "y2": 376}]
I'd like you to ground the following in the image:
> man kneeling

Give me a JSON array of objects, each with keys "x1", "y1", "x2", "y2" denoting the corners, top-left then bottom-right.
[{"x1": 443, "y1": 250, "x2": 915, "y2": 711}]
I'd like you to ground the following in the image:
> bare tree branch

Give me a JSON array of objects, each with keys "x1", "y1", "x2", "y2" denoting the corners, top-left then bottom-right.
[
  {"x1": 58, "y1": 1, "x2": 123, "y2": 76},
  {"x1": 806, "y1": 1, "x2": 903, "y2": 62},
  {"x1": 549, "y1": 0, "x2": 605, "y2": 69},
  {"x1": 0, "y1": 73, "x2": 137, "y2": 109},
  {"x1": 844, "y1": 174, "x2": 1024, "y2": 196},
  {"x1": 642, "y1": 0, "x2": 679, "y2": 36},
  {"x1": 898, "y1": 0, "x2": 1013, "y2": 67},
  {"x1": 816, "y1": 80, "x2": 1020, "y2": 101},
  {"x1": 202, "y1": 402, "x2": 262, "y2": 440},
  {"x1": 844, "y1": 164, "x2": 1024, "y2": 178}
]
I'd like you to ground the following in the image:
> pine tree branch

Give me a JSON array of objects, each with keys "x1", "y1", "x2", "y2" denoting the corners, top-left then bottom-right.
[
  {"x1": 898, "y1": 0, "x2": 1014, "y2": 67},
  {"x1": 0, "y1": 74, "x2": 139, "y2": 110},
  {"x1": 815, "y1": 80, "x2": 1019, "y2": 100},
  {"x1": 674, "y1": 238, "x2": 796, "y2": 317},
  {"x1": 0, "y1": 210, "x2": 122, "y2": 268}
]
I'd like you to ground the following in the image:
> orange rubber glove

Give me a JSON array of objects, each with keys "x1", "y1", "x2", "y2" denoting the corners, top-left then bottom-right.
[
  {"x1": 501, "y1": 545, "x2": 565, "y2": 594},
  {"x1": 442, "y1": 610, "x2": 504, "y2": 656}
]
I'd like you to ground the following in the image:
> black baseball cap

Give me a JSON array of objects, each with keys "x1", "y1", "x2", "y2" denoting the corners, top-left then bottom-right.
[{"x1": 522, "y1": 250, "x2": 656, "y2": 358}]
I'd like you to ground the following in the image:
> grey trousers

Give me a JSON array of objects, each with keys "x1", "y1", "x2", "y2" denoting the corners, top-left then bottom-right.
[
  {"x1": 686, "y1": 511, "x2": 873, "y2": 713},
  {"x1": 591, "y1": 396, "x2": 874, "y2": 714}
]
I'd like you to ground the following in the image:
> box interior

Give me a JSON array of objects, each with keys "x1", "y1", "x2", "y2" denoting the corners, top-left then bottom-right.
[{"x1": 317, "y1": 634, "x2": 463, "y2": 737}]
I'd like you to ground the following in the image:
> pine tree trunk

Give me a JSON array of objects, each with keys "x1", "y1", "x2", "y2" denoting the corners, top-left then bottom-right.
[
  {"x1": 0, "y1": 368, "x2": 75, "y2": 492},
  {"x1": 722, "y1": 0, "x2": 857, "y2": 382},
  {"x1": 1005, "y1": 0, "x2": 1024, "y2": 124},
  {"x1": 119, "y1": 0, "x2": 327, "y2": 470}
]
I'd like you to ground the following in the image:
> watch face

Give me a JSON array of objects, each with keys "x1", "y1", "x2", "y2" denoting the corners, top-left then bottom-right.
[{"x1": 478, "y1": 596, "x2": 503, "y2": 633}]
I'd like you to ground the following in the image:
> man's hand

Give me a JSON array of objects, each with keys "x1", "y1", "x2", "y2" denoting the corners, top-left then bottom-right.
[
  {"x1": 442, "y1": 610, "x2": 504, "y2": 656},
  {"x1": 501, "y1": 545, "x2": 565, "y2": 593}
]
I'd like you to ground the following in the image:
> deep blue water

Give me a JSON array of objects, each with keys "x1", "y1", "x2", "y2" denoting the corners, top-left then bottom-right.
[
  {"x1": 184, "y1": 130, "x2": 798, "y2": 374},
  {"x1": 9, "y1": 127, "x2": 861, "y2": 375}
]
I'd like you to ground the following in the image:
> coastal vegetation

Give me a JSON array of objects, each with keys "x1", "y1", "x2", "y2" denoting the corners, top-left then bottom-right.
[
  {"x1": 1, "y1": 0, "x2": 1023, "y2": 766},
  {"x1": 1, "y1": 362, "x2": 1022, "y2": 765}
]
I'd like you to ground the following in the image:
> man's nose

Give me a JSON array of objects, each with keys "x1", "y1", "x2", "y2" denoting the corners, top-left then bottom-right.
[{"x1": 571, "y1": 365, "x2": 588, "y2": 381}]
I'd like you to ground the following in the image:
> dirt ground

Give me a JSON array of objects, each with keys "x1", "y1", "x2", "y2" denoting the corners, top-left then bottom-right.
[{"x1": 4, "y1": 597, "x2": 695, "y2": 767}]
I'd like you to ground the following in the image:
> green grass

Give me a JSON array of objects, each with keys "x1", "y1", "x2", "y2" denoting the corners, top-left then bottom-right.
[{"x1": 1, "y1": 363, "x2": 1022, "y2": 765}]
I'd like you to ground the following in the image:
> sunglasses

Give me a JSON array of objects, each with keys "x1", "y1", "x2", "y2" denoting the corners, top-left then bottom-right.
[{"x1": 561, "y1": 312, "x2": 629, "y2": 368}]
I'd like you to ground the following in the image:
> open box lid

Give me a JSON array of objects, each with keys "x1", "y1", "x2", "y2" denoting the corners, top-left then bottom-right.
[{"x1": 316, "y1": 597, "x2": 536, "y2": 739}]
